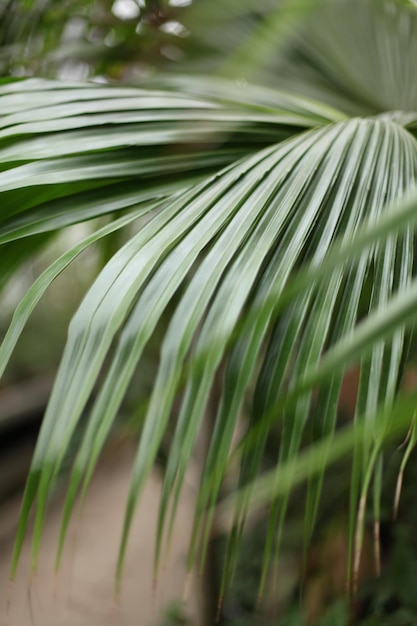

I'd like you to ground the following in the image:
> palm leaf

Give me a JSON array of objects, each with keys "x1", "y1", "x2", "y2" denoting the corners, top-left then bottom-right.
[
  {"x1": 274, "y1": 0, "x2": 417, "y2": 114},
  {"x1": 2, "y1": 0, "x2": 417, "y2": 605}
]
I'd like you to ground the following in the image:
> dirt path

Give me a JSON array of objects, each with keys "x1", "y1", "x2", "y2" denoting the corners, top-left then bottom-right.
[{"x1": 0, "y1": 443, "x2": 202, "y2": 626}]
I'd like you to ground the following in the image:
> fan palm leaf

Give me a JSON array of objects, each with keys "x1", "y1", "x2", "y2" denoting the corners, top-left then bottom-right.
[{"x1": 1, "y1": 0, "x2": 417, "y2": 603}]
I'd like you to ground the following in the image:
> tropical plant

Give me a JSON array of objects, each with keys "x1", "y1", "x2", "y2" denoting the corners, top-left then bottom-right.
[{"x1": 2, "y1": 0, "x2": 417, "y2": 620}]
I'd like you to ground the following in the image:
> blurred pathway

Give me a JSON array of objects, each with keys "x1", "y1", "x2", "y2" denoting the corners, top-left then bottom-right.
[{"x1": 0, "y1": 442, "x2": 202, "y2": 626}]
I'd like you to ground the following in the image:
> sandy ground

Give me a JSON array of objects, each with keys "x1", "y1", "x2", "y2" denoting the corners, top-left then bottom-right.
[{"x1": 0, "y1": 442, "x2": 202, "y2": 626}]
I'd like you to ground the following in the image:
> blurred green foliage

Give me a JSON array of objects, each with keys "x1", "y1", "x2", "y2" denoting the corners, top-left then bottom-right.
[{"x1": 0, "y1": 0, "x2": 188, "y2": 79}]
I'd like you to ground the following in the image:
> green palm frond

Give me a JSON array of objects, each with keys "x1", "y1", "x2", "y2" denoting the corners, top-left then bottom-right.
[
  {"x1": 274, "y1": 0, "x2": 417, "y2": 115},
  {"x1": 1, "y1": 0, "x2": 417, "y2": 606}
]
